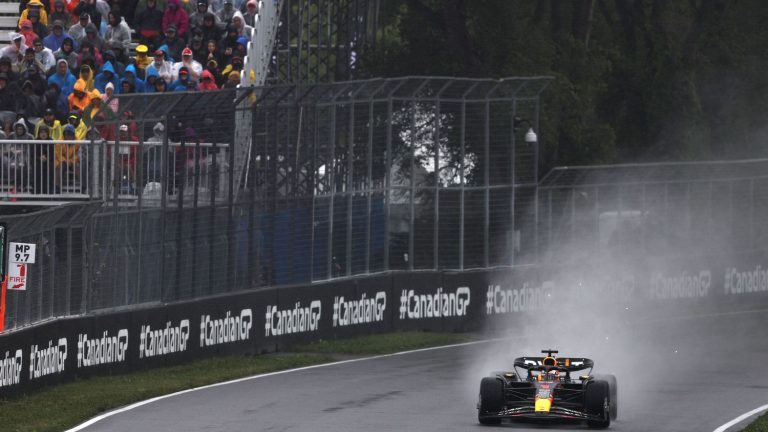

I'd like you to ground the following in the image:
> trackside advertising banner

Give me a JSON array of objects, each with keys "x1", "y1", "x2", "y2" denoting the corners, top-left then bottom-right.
[
  {"x1": 480, "y1": 266, "x2": 552, "y2": 328},
  {"x1": 1, "y1": 251, "x2": 768, "y2": 396}
]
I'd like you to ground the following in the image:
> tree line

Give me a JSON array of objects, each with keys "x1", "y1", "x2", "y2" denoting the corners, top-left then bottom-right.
[{"x1": 357, "y1": 0, "x2": 768, "y2": 172}]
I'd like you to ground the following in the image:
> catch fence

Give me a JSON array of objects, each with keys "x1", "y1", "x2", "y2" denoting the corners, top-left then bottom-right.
[
  {"x1": 7, "y1": 84, "x2": 768, "y2": 331},
  {"x1": 537, "y1": 160, "x2": 768, "y2": 264},
  {"x1": 5, "y1": 77, "x2": 551, "y2": 330}
]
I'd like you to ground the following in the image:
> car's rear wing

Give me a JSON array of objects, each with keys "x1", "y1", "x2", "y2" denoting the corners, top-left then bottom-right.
[{"x1": 513, "y1": 357, "x2": 594, "y2": 372}]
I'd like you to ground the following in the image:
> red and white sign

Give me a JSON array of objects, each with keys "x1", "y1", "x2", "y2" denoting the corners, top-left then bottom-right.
[{"x1": 8, "y1": 263, "x2": 27, "y2": 291}]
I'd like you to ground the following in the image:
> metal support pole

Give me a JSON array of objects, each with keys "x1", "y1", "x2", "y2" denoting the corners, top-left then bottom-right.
[
  {"x1": 82, "y1": 215, "x2": 92, "y2": 313},
  {"x1": 547, "y1": 189, "x2": 552, "y2": 250},
  {"x1": 641, "y1": 184, "x2": 647, "y2": 253},
  {"x1": 409, "y1": 100, "x2": 416, "y2": 271},
  {"x1": 327, "y1": 106, "x2": 337, "y2": 278},
  {"x1": 192, "y1": 138, "x2": 200, "y2": 297},
  {"x1": 346, "y1": 103, "x2": 354, "y2": 276},
  {"x1": 210, "y1": 141, "x2": 218, "y2": 294},
  {"x1": 112, "y1": 127, "x2": 121, "y2": 306},
  {"x1": 750, "y1": 178, "x2": 755, "y2": 250},
  {"x1": 49, "y1": 230, "x2": 55, "y2": 317},
  {"x1": 227, "y1": 115, "x2": 236, "y2": 290},
  {"x1": 458, "y1": 101, "x2": 465, "y2": 270},
  {"x1": 310, "y1": 108, "x2": 318, "y2": 280},
  {"x1": 483, "y1": 101, "x2": 490, "y2": 267},
  {"x1": 384, "y1": 98, "x2": 392, "y2": 270},
  {"x1": 729, "y1": 180, "x2": 734, "y2": 245},
  {"x1": 248, "y1": 106, "x2": 259, "y2": 285},
  {"x1": 570, "y1": 188, "x2": 576, "y2": 240},
  {"x1": 510, "y1": 100, "x2": 517, "y2": 266},
  {"x1": 365, "y1": 101, "x2": 373, "y2": 273},
  {"x1": 433, "y1": 101, "x2": 441, "y2": 270},
  {"x1": 38, "y1": 232, "x2": 44, "y2": 322},
  {"x1": 159, "y1": 115, "x2": 169, "y2": 302},
  {"x1": 594, "y1": 186, "x2": 599, "y2": 251},
  {"x1": 533, "y1": 98, "x2": 541, "y2": 261},
  {"x1": 66, "y1": 227, "x2": 72, "y2": 315},
  {"x1": 685, "y1": 183, "x2": 691, "y2": 240},
  {"x1": 135, "y1": 125, "x2": 145, "y2": 304},
  {"x1": 175, "y1": 136, "x2": 186, "y2": 301}
]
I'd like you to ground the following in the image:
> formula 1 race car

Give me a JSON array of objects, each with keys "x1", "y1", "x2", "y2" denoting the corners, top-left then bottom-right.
[{"x1": 477, "y1": 349, "x2": 617, "y2": 428}]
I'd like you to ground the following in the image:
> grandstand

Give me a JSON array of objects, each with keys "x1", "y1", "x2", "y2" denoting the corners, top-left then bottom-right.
[
  {"x1": 0, "y1": 2, "x2": 16, "y2": 49},
  {"x1": 0, "y1": 0, "x2": 281, "y2": 206}
]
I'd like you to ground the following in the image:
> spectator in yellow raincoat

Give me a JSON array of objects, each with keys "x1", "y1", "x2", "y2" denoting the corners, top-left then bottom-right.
[
  {"x1": 55, "y1": 123, "x2": 80, "y2": 191},
  {"x1": 134, "y1": 44, "x2": 152, "y2": 73},
  {"x1": 66, "y1": 111, "x2": 88, "y2": 140},
  {"x1": 79, "y1": 64, "x2": 95, "y2": 91},
  {"x1": 18, "y1": 0, "x2": 48, "y2": 28},
  {"x1": 35, "y1": 108, "x2": 63, "y2": 140}
]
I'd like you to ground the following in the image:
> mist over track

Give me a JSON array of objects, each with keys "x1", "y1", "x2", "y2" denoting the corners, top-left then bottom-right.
[{"x1": 74, "y1": 308, "x2": 768, "y2": 432}]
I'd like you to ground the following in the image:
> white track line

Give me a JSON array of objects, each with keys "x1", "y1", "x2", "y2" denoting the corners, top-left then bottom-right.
[
  {"x1": 63, "y1": 307, "x2": 768, "y2": 432},
  {"x1": 64, "y1": 338, "x2": 503, "y2": 432},
  {"x1": 712, "y1": 404, "x2": 768, "y2": 432}
]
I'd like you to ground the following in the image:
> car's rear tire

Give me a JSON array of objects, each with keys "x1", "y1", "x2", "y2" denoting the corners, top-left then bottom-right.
[
  {"x1": 478, "y1": 377, "x2": 504, "y2": 425},
  {"x1": 594, "y1": 374, "x2": 617, "y2": 420},
  {"x1": 585, "y1": 380, "x2": 611, "y2": 429}
]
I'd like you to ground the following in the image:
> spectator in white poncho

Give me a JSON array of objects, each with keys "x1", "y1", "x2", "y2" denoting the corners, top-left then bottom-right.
[{"x1": 104, "y1": 11, "x2": 132, "y2": 53}]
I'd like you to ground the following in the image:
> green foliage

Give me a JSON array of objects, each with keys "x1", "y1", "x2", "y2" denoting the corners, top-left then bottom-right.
[
  {"x1": 360, "y1": 0, "x2": 768, "y2": 169},
  {"x1": 743, "y1": 414, "x2": 768, "y2": 432},
  {"x1": 745, "y1": 411, "x2": 768, "y2": 432}
]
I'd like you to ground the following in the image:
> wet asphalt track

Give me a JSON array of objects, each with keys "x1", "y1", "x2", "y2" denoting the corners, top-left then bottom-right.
[{"x1": 76, "y1": 309, "x2": 768, "y2": 432}]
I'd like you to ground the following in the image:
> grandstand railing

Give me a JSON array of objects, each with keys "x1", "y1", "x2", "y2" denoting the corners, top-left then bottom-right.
[{"x1": 0, "y1": 138, "x2": 231, "y2": 204}]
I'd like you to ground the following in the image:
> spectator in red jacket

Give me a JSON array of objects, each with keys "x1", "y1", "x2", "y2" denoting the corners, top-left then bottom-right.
[
  {"x1": 162, "y1": 0, "x2": 189, "y2": 40},
  {"x1": 198, "y1": 69, "x2": 218, "y2": 90},
  {"x1": 19, "y1": 19, "x2": 40, "y2": 47}
]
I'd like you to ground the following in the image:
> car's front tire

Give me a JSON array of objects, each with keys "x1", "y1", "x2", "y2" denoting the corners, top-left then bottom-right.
[
  {"x1": 478, "y1": 377, "x2": 504, "y2": 425},
  {"x1": 585, "y1": 380, "x2": 611, "y2": 429},
  {"x1": 594, "y1": 374, "x2": 618, "y2": 420}
]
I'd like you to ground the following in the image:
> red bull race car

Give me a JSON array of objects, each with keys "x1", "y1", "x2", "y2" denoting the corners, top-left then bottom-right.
[{"x1": 478, "y1": 349, "x2": 617, "y2": 428}]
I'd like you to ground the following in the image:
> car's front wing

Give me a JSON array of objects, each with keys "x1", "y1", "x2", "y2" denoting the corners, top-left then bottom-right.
[{"x1": 480, "y1": 405, "x2": 603, "y2": 422}]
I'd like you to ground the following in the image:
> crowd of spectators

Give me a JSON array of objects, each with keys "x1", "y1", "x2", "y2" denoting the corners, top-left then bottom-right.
[
  {"x1": 0, "y1": 0, "x2": 255, "y2": 137},
  {"x1": 0, "y1": 0, "x2": 256, "y2": 195}
]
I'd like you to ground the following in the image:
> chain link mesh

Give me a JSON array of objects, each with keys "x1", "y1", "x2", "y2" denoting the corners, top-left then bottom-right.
[{"x1": 3, "y1": 77, "x2": 558, "y2": 330}]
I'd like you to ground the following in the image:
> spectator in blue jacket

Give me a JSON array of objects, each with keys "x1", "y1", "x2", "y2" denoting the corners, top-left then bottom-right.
[
  {"x1": 43, "y1": 20, "x2": 72, "y2": 52},
  {"x1": 48, "y1": 58, "x2": 76, "y2": 97},
  {"x1": 144, "y1": 67, "x2": 159, "y2": 92},
  {"x1": 122, "y1": 64, "x2": 145, "y2": 93},
  {"x1": 168, "y1": 65, "x2": 191, "y2": 91},
  {"x1": 94, "y1": 61, "x2": 120, "y2": 94}
]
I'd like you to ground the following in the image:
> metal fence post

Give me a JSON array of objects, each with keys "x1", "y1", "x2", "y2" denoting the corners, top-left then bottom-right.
[
  {"x1": 327, "y1": 105, "x2": 337, "y2": 278},
  {"x1": 483, "y1": 100, "x2": 490, "y2": 268},
  {"x1": 159, "y1": 115, "x2": 170, "y2": 303},
  {"x1": 384, "y1": 95, "x2": 392, "y2": 271},
  {"x1": 346, "y1": 103, "x2": 354, "y2": 276},
  {"x1": 408, "y1": 100, "x2": 416, "y2": 271}
]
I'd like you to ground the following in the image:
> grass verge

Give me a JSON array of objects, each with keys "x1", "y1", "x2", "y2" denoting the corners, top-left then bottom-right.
[
  {"x1": 744, "y1": 412, "x2": 768, "y2": 432},
  {"x1": 0, "y1": 331, "x2": 470, "y2": 432}
]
